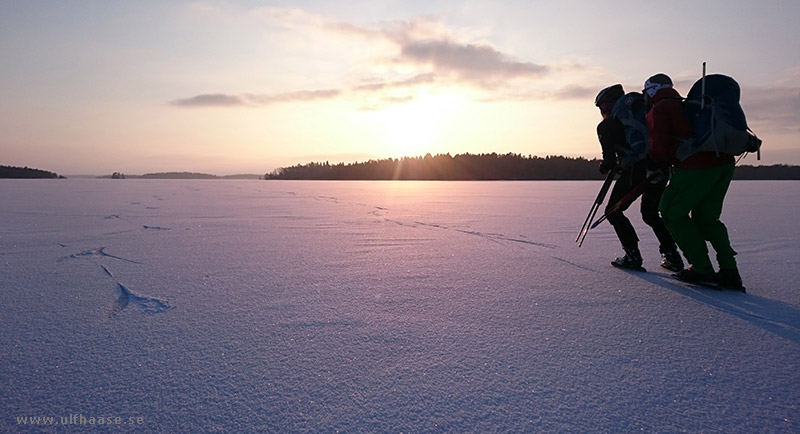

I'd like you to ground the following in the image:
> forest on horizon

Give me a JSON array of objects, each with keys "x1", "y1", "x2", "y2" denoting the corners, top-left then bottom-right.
[
  {"x1": 0, "y1": 165, "x2": 64, "y2": 179},
  {"x1": 3, "y1": 154, "x2": 800, "y2": 180},
  {"x1": 265, "y1": 153, "x2": 800, "y2": 181}
]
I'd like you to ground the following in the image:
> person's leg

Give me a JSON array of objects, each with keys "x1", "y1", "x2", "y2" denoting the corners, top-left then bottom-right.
[
  {"x1": 605, "y1": 170, "x2": 642, "y2": 267},
  {"x1": 606, "y1": 173, "x2": 639, "y2": 250},
  {"x1": 641, "y1": 179, "x2": 678, "y2": 253},
  {"x1": 691, "y1": 163, "x2": 738, "y2": 270},
  {"x1": 659, "y1": 168, "x2": 716, "y2": 274},
  {"x1": 642, "y1": 178, "x2": 684, "y2": 270}
]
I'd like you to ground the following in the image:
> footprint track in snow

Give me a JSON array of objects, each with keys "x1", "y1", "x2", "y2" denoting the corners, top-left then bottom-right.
[
  {"x1": 287, "y1": 191, "x2": 556, "y2": 249},
  {"x1": 59, "y1": 247, "x2": 142, "y2": 264},
  {"x1": 60, "y1": 247, "x2": 174, "y2": 317},
  {"x1": 142, "y1": 225, "x2": 171, "y2": 231},
  {"x1": 109, "y1": 282, "x2": 174, "y2": 318}
]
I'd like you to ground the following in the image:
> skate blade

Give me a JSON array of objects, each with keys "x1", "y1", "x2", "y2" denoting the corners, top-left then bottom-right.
[
  {"x1": 671, "y1": 273, "x2": 719, "y2": 289},
  {"x1": 660, "y1": 263, "x2": 684, "y2": 272},
  {"x1": 611, "y1": 262, "x2": 646, "y2": 272}
]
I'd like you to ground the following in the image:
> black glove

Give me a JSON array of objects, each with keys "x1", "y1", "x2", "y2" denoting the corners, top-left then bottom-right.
[
  {"x1": 599, "y1": 161, "x2": 616, "y2": 175},
  {"x1": 646, "y1": 168, "x2": 664, "y2": 183},
  {"x1": 644, "y1": 158, "x2": 669, "y2": 183}
]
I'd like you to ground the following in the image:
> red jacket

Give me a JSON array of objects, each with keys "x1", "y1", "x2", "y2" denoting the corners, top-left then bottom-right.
[{"x1": 646, "y1": 87, "x2": 734, "y2": 169}]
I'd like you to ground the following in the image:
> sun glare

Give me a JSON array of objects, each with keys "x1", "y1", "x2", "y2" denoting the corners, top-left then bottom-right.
[{"x1": 374, "y1": 94, "x2": 464, "y2": 158}]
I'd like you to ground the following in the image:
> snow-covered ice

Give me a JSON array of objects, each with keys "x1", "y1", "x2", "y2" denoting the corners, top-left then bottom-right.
[{"x1": 2, "y1": 179, "x2": 798, "y2": 433}]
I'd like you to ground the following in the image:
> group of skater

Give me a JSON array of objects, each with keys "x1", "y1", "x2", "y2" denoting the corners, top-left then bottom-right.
[{"x1": 593, "y1": 73, "x2": 745, "y2": 292}]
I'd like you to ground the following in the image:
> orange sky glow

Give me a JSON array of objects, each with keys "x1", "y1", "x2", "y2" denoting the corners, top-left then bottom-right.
[{"x1": 1, "y1": 1, "x2": 798, "y2": 175}]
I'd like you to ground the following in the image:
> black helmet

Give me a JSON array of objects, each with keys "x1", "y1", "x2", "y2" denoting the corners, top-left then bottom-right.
[{"x1": 595, "y1": 84, "x2": 624, "y2": 107}]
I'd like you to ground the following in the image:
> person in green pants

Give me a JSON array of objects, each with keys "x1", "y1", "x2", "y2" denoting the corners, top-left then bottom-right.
[{"x1": 643, "y1": 73, "x2": 745, "y2": 291}]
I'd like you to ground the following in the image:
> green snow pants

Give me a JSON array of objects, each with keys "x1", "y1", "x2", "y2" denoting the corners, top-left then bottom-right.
[{"x1": 659, "y1": 163, "x2": 737, "y2": 274}]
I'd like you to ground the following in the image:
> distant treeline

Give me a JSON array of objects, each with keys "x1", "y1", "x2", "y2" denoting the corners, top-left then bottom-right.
[
  {"x1": 4, "y1": 158, "x2": 798, "y2": 181},
  {"x1": 731, "y1": 164, "x2": 800, "y2": 180},
  {"x1": 266, "y1": 153, "x2": 800, "y2": 181},
  {"x1": 0, "y1": 165, "x2": 63, "y2": 179},
  {"x1": 267, "y1": 154, "x2": 606, "y2": 180}
]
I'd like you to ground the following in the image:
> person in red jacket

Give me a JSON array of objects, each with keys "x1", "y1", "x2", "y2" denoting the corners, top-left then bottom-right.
[{"x1": 643, "y1": 73, "x2": 744, "y2": 291}]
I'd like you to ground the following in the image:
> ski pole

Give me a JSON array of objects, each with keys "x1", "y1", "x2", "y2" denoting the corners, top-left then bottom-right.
[
  {"x1": 576, "y1": 169, "x2": 615, "y2": 247},
  {"x1": 589, "y1": 172, "x2": 662, "y2": 230},
  {"x1": 700, "y1": 61, "x2": 707, "y2": 110}
]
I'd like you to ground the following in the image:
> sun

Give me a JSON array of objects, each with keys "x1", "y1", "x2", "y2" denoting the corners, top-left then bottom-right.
[{"x1": 373, "y1": 94, "x2": 463, "y2": 158}]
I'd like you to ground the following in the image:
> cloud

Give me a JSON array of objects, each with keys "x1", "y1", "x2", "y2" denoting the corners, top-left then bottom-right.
[
  {"x1": 337, "y1": 17, "x2": 549, "y2": 88},
  {"x1": 345, "y1": 74, "x2": 434, "y2": 111},
  {"x1": 171, "y1": 94, "x2": 246, "y2": 107},
  {"x1": 249, "y1": 89, "x2": 342, "y2": 104},
  {"x1": 170, "y1": 12, "x2": 567, "y2": 109},
  {"x1": 353, "y1": 73, "x2": 437, "y2": 92},
  {"x1": 742, "y1": 86, "x2": 800, "y2": 133},
  {"x1": 171, "y1": 89, "x2": 341, "y2": 108},
  {"x1": 552, "y1": 84, "x2": 596, "y2": 100},
  {"x1": 323, "y1": 20, "x2": 385, "y2": 40},
  {"x1": 398, "y1": 40, "x2": 547, "y2": 85}
]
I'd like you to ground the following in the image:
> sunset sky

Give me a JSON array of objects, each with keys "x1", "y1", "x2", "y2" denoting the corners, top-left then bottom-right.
[{"x1": 2, "y1": 0, "x2": 798, "y2": 175}]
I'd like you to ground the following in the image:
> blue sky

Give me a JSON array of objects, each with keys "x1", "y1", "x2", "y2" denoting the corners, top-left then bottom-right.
[{"x1": 1, "y1": 0, "x2": 798, "y2": 174}]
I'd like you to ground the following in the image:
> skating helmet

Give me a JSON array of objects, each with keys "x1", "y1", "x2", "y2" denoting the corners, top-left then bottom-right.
[{"x1": 594, "y1": 84, "x2": 624, "y2": 107}]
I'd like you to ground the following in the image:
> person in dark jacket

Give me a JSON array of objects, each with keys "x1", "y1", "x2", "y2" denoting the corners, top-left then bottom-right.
[
  {"x1": 643, "y1": 73, "x2": 744, "y2": 291},
  {"x1": 594, "y1": 84, "x2": 683, "y2": 271}
]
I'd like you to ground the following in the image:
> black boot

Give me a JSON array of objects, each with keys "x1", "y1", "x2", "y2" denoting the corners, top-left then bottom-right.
[
  {"x1": 612, "y1": 247, "x2": 644, "y2": 271},
  {"x1": 717, "y1": 268, "x2": 746, "y2": 292},
  {"x1": 673, "y1": 266, "x2": 718, "y2": 288},
  {"x1": 660, "y1": 250, "x2": 684, "y2": 272}
]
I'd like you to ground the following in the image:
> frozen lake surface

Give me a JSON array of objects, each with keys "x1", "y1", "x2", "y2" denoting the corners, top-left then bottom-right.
[{"x1": 2, "y1": 179, "x2": 798, "y2": 433}]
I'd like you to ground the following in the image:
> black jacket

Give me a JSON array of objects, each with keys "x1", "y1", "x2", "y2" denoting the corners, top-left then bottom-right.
[{"x1": 596, "y1": 116, "x2": 627, "y2": 172}]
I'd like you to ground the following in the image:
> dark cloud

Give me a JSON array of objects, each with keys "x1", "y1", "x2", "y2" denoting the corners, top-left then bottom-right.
[
  {"x1": 399, "y1": 40, "x2": 547, "y2": 83},
  {"x1": 552, "y1": 85, "x2": 595, "y2": 100},
  {"x1": 171, "y1": 94, "x2": 246, "y2": 107},
  {"x1": 171, "y1": 89, "x2": 341, "y2": 108},
  {"x1": 328, "y1": 17, "x2": 552, "y2": 90}
]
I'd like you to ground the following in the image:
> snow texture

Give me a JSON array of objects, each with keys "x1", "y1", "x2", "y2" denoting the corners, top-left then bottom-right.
[{"x1": 2, "y1": 179, "x2": 798, "y2": 433}]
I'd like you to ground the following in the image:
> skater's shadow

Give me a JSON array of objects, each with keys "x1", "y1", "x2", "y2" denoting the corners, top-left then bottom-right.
[{"x1": 632, "y1": 271, "x2": 800, "y2": 345}]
